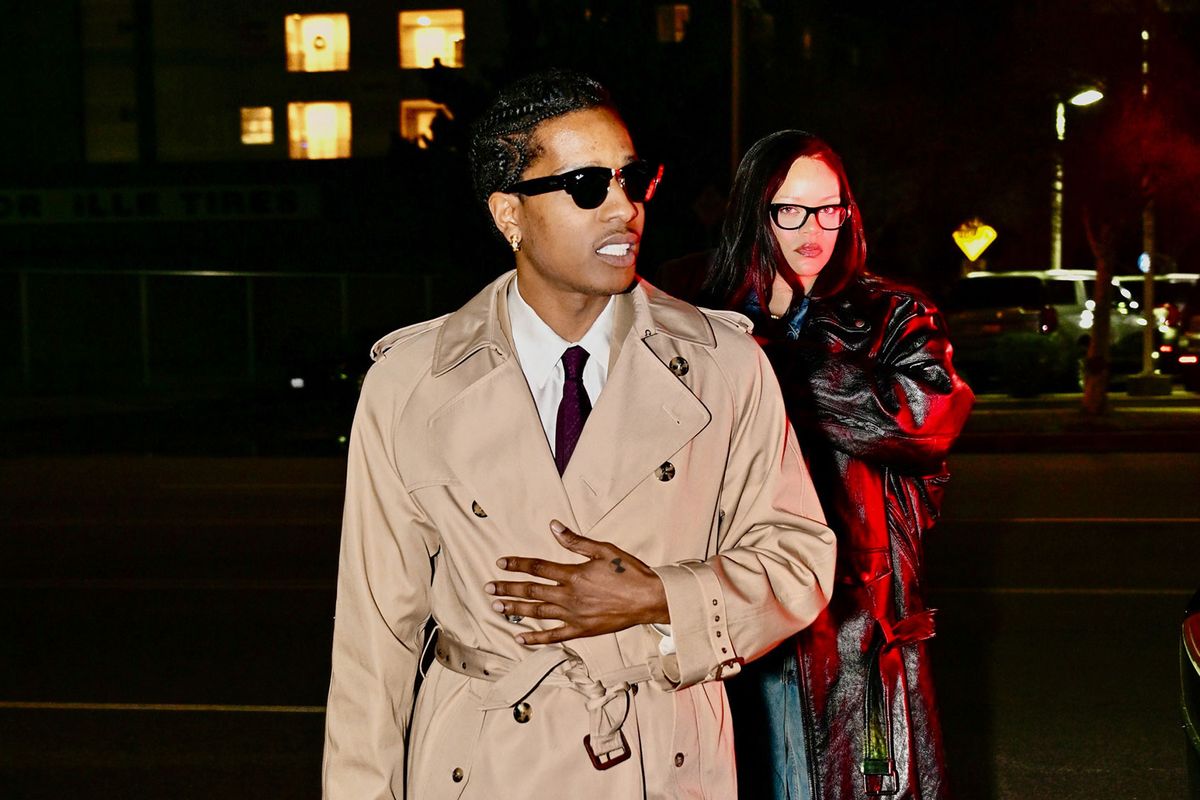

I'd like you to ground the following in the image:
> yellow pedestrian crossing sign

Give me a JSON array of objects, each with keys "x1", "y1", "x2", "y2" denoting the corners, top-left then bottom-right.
[{"x1": 953, "y1": 218, "x2": 997, "y2": 261}]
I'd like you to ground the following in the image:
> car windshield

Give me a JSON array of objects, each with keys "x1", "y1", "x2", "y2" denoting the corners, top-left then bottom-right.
[
  {"x1": 949, "y1": 277, "x2": 1046, "y2": 310},
  {"x1": 1044, "y1": 280, "x2": 1077, "y2": 305}
]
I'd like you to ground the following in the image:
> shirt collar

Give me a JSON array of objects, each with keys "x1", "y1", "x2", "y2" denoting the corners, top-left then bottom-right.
[{"x1": 507, "y1": 276, "x2": 614, "y2": 391}]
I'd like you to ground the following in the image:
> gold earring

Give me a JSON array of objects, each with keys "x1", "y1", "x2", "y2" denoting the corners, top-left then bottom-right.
[{"x1": 509, "y1": 234, "x2": 522, "y2": 253}]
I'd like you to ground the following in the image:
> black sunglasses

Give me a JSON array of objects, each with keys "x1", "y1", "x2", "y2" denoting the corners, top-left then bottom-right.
[{"x1": 504, "y1": 160, "x2": 664, "y2": 210}]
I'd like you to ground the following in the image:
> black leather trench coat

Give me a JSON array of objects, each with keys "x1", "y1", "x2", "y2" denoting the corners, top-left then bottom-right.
[{"x1": 746, "y1": 273, "x2": 974, "y2": 799}]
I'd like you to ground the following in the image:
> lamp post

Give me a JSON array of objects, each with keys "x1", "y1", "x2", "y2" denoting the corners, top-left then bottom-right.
[
  {"x1": 1128, "y1": 24, "x2": 1173, "y2": 395},
  {"x1": 1050, "y1": 88, "x2": 1104, "y2": 271},
  {"x1": 1140, "y1": 25, "x2": 1156, "y2": 378}
]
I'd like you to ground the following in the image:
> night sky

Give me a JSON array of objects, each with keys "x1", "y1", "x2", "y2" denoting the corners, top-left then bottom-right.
[{"x1": 3, "y1": 1, "x2": 1199, "y2": 308}]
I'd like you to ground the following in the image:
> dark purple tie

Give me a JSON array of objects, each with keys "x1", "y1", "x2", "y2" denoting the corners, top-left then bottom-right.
[{"x1": 555, "y1": 345, "x2": 592, "y2": 475}]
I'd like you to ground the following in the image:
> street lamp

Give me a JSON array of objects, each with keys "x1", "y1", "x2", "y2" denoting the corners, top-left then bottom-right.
[{"x1": 1050, "y1": 87, "x2": 1104, "y2": 271}]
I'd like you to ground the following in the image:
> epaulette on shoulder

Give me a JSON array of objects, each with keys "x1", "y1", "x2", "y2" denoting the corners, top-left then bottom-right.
[
  {"x1": 699, "y1": 307, "x2": 754, "y2": 335},
  {"x1": 370, "y1": 314, "x2": 450, "y2": 361}
]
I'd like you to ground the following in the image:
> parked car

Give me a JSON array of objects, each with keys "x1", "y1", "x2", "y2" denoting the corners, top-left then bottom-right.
[
  {"x1": 945, "y1": 269, "x2": 1144, "y2": 395},
  {"x1": 1184, "y1": 588, "x2": 1200, "y2": 797},
  {"x1": 1177, "y1": 280, "x2": 1200, "y2": 392},
  {"x1": 1114, "y1": 273, "x2": 1200, "y2": 376}
]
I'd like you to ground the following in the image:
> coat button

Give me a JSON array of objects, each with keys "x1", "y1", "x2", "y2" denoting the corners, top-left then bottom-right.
[
  {"x1": 668, "y1": 356, "x2": 689, "y2": 376},
  {"x1": 513, "y1": 702, "x2": 532, "y2": 723},
  {"x1": 674, "y1": 752, "x2": 686, "y2": 767},
  {"x1": 853, "y1": 319, "x2": 865, "y2": 328},
  {"x1": 452, "y1": 767, "x2": 464, "y2": 782},
  {"x1": 655, "y1": 462, "x2": 675, "y2": 482},
  {"x1": 471, "y1": 501, "x2": 487, "y2": 518}
]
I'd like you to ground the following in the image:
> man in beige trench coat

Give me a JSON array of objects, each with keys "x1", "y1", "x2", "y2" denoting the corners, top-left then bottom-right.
[{"x1": 322, "y1": 69, "x2": 837, "y2": 800}]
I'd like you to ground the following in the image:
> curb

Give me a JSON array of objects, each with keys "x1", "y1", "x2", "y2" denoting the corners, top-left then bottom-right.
[{"x1": 956, "y1": 430, "x2": 1200, "y2": 454}]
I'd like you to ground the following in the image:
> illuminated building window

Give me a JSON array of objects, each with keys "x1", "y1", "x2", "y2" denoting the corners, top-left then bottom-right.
[
  {"x1": 656, "y1": 4, "x2": 690, "y2": 43},
  {"x1": 287, "y1": 102, "x2": 352, "y2": 159},
  {"x1": 241, "y1": 107, "x2": 274, "y2": 145},
  {"x1": 285, "y1": 13, "x2": 350, "y2": 72},
  {"x1": 400, "y1": 99, "x2": 453, "y2": 148},
  {"x1": 398, "y1": 10, "x2": 465, "y2": 68}
]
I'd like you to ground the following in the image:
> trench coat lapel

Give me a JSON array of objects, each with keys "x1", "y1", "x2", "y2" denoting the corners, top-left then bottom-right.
[
  {"x1": 563, "y1": 284, "x2": 713, "y2": 537},
  {"x1": 430, "y1": 358, "x2": 575, "y2": 523},
  {"x1": 425, "y1": 274, "x2": 718, "y2": 546},
  {"x1": 427, "y1": 273, "x2": 574, "y2": 531}
]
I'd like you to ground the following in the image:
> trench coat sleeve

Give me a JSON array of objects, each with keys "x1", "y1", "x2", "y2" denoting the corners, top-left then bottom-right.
[
  {"x1": 796, "y1": 295, "x2": 974, "y2": 470},
  {"x1": 653, "y1": 345, "x2": 836, "y2": 688},
  {"x1": 323, "y1": 365, "x2": 438, "y2": 800}
]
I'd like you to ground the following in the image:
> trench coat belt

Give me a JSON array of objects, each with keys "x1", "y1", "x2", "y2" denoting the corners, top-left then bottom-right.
[{"x1": 434, "y1": 630, "x2": 653, "y2": 766}]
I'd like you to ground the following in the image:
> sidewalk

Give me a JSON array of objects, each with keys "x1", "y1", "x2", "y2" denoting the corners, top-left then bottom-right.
[{"x1": 959, "y1": 387, "x2": 1200, "y2": 452}]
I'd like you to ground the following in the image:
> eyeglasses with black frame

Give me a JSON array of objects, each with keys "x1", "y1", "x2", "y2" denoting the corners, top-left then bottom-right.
[
  {"x1": 504, "y1": 160, "x2": 664, "y2": 210},
  {"x1": 768, "y1": 203, "x2": 850, "y2": 231}
]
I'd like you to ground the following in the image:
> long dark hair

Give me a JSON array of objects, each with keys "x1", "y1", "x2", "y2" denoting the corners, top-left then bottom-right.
[{"x1": 704, "y1": 130, "x2": 867, "y2": 308}]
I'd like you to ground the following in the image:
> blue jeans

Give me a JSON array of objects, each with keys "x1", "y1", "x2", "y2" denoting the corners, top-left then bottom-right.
[{"x1": 730, "y1": 643, "x2": 813, "y2": 800}]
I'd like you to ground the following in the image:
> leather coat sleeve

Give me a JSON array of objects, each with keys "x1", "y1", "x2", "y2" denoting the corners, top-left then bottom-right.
[
  {"x1": 780, "y1": 293, "x2": 974, "y2": 471},
  {"x1": 323, "y1": 364, "x2": 438, "y2": 800},
  {"x1": 653, "y1": 344, "x2": 837, "y2": 688}
]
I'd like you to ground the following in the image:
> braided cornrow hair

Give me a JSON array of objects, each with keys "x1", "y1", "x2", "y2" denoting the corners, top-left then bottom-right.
[{"x1": 469, "y1": 68, "x2": 615, "y2": 206}]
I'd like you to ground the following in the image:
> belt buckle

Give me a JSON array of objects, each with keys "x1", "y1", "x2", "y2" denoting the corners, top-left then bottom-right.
[
  {"x1": 863, "y1": 761, "x2": 898, "y2": 796},
  {"x1": 583, "y1": 731, "x2": 631, "y2": 770}
]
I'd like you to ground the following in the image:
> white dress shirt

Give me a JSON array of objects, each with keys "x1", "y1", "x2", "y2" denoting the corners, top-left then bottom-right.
[
  {"x1": 507, "y1": 277, "x2": 614, "y2": 454},
  {"x1": 506, "y1": 276, "x2": 676, "y2": 655}
]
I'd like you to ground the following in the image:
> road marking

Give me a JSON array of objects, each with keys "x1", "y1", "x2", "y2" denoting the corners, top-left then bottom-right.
[
  {"x1": 944, "y1": 517, "x2": 1200, "y2": 524},
  {"x1": 0, "y1": 701, "x2": 324, "y2": 714},
  {"x1": 934, "y1": 587, "x2": 1192, "y2": 596}
]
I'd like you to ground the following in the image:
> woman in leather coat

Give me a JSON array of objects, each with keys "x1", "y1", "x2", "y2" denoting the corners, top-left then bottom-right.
[{"x1": 702, "y1": 131, "x2": 975, "y2": 799}]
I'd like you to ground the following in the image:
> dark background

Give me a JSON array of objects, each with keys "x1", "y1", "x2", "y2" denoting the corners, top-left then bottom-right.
[
  {"x1": 2, "y1": 5, "x2": 1199, "y2": 798},
  {"x1": 3, "y1": 1, "x2": 1199, "y2": 329},
  {"x1": 2, "y1": 2, "x2": 1199, "y2": 426}
]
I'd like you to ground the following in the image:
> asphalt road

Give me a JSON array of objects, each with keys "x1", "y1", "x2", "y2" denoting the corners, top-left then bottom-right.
[
  {"x1": 930, "y1": 453, "x2": 1198, "y2": 798},
  {"x1": 1, "y1": 452, "x2": 1197, "y2": 799}
]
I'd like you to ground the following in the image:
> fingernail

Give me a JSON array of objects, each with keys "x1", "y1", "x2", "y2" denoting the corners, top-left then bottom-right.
[
  {"x1": 492, "y1": 601, "x2": 504, "y2": 613},
  {"x1": 550, "y1": 520, "x2": 565, "y2": 534},
  {"x1": 515, "y1": 635, "x2": 526, "y2": 645},
  {"x1": 484, "y1": 583, "x2": 495, "y2": 594},
  {"x1": 496, "y1": 558, "x2": 507, "y2": 569}
]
